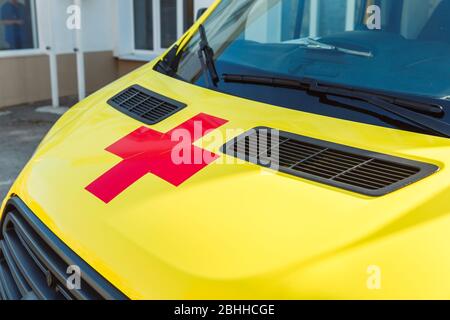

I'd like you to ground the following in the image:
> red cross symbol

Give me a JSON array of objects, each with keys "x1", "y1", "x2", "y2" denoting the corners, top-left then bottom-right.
[{"x1": 86, "y1": 113, "x2": 228, "y2": 203}]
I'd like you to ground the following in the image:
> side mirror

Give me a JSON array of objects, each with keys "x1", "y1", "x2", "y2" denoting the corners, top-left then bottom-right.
[{"x1": 196, "y1": 8, "x2": 208, "y2": 21}]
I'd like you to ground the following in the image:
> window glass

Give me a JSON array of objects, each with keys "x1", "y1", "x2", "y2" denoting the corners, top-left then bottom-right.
[
  {"x1": 175, "y1": 0, "x2": 450, "y2": 100},
  {"x1": 183, "y1": 0, "x2": 194, "y2": 32},
  {"x1": 161, "y1": 0, "x2": 450, "y2": 136},
  {"x1": 0, "y1": 0, "x2": 38, "y2": 51},
  {"x1": 134, "y1": 0, "x2": 154, "y2": 50},
  {"x1": 317, "y1": 0, "x2": 347, "y2": 35},
  {"x1": 134, "y1": 0, "x2": 199, "y2": 51},
  {"x1": 160, "y1": 0, "x2": 177, "y2": 48}
]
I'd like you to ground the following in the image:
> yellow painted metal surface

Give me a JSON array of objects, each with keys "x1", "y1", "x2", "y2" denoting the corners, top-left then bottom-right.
[{"x1": 2, "y1": 2, "x2": 450, "y2": 299}]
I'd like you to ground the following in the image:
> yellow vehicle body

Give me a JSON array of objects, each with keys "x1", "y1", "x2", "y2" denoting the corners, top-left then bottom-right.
[{"x1": 2, "y1": 2, "x2": 450, "y2": 299}]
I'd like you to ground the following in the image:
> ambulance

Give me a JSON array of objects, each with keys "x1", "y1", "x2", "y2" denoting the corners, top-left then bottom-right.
[{"x1": 1, "y1": 0, "x2": 450, "y2": 300}]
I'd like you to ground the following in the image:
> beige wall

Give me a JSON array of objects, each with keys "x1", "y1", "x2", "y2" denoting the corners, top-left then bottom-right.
[
  {"x1": 0, "y1": 51, "x2": 143, "y2": 109},
  {"x1": 0, "y1": 55, "x2": 52, "y2": 108},
  {"x1": 117, "y1": 60, "x2": 145, "y2": 77},
  {"x1": 56, "y1": 51, "x2": 120, "y2": 98}
]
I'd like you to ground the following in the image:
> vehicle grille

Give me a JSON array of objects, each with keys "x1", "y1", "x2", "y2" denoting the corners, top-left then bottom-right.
[
  {"x1": 0, "y1": 198, "x2": 127, "y2": 300},
  {"x1": 222, "y1": 127, "x2": 438, "y2": 196},
  {"x1": 108, "y1": 85, "x2": 186, "y2": 125}
]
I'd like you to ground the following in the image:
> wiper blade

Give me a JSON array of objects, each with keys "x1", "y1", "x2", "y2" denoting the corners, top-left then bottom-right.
[
  {"x1": 198, "y1": 24, "x2": 219, "y2": 87},
  {"x1": 223, "y1": 74, "x2": 450, "y2": 138},
  {"x1": 223, "y1": 74, "x2": 444, "y2": 115},
  {"x1": 301, "y1": 38, "x2": 374, "y2": 58}
]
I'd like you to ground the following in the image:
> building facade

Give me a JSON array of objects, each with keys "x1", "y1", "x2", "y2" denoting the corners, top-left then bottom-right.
[{"x1": 0, "y1": 0, "x2": 214, "y2": 108}]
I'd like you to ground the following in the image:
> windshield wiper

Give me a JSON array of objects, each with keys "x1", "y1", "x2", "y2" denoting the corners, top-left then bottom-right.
[
  {"x1": 223, "y1": 74, "x2": 450, "y2": 138},
  {"x1": 300, "y1": 38, "x2": 374, "y2": 58},
  {"x1": 197, "y1": 24, "x2": 219, "y2": 88}
]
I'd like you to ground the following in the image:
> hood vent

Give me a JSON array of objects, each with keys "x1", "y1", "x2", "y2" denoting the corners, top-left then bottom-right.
[
  {"x1": 222, "y1": 128, "x2": 438, "y2": 196},
  {"x1": 108, "y1": 85, "x2": 186, "y2": 125}
]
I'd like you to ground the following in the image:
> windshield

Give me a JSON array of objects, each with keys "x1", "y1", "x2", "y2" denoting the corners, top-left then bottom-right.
[{"x1": 160, "y1": 0, "x2": 450, "y2": 135}]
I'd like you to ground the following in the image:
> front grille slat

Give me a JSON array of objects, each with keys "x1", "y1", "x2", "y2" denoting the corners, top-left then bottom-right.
[
  {"x1": 0, "y1": 263, "x2": 19, "y2": 299},
  {"x1": 0, "y1": 198, "x2": 128, "y2": 300},
  {"x1": 108, "y1": 85, "x2": 186, "y2": 125},
  {"x1": 3, "y1": 230, "x2": 59, "y2": 300},
  {"x1": 222, "y1": 128, "x2": 438, "y2": 196},
  {"x1": 1, "y1": 240, "x2": 31, "y2": 297},
  {"x1": 0, "y1": 244, "x2": 21, "y2": 300},
  {"x1": 9, "y1": 214, "x2": 97, "y2": 300}
]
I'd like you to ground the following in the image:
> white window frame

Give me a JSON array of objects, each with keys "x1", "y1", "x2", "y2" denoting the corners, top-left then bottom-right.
[
  {"x1": 131, "y1": 0, "x2": 185, "y2": 57},
  {"x1": 0, "y1": 0, "x2": 45, "y2": 58}
]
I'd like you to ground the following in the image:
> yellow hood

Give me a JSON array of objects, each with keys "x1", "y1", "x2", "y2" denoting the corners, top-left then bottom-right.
[{"x1": 4, "y1": 61, "x2": 450, "y2": 299}]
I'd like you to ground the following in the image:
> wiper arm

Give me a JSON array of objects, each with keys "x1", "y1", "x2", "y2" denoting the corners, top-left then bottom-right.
[
  {"x1": 302, "y1": 38, "x2": 374, "y2": 58},
  {"x1": 223, "y1": 74, "x2": 450, "y2": 138},
  {"x1": 156, "y1": 44, "x2": 181, "y2": 76},
  {"x1": 156, "y1": 31, "x2": 192, "y2": 76},
  {"x1": 197, "y1": 24, "x2": 219, "y2": 88}
]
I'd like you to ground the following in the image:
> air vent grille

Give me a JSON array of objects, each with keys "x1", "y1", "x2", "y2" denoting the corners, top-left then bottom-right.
[
  {"x1": 0, "y1": 198, "x2": 127, "y2": 300},
  {"x1": 223, "y1": 128, "x2": 438, "y2": 196},
  {"x1": 108, "y1": 85, "x2": 186, "y2": 125}
]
